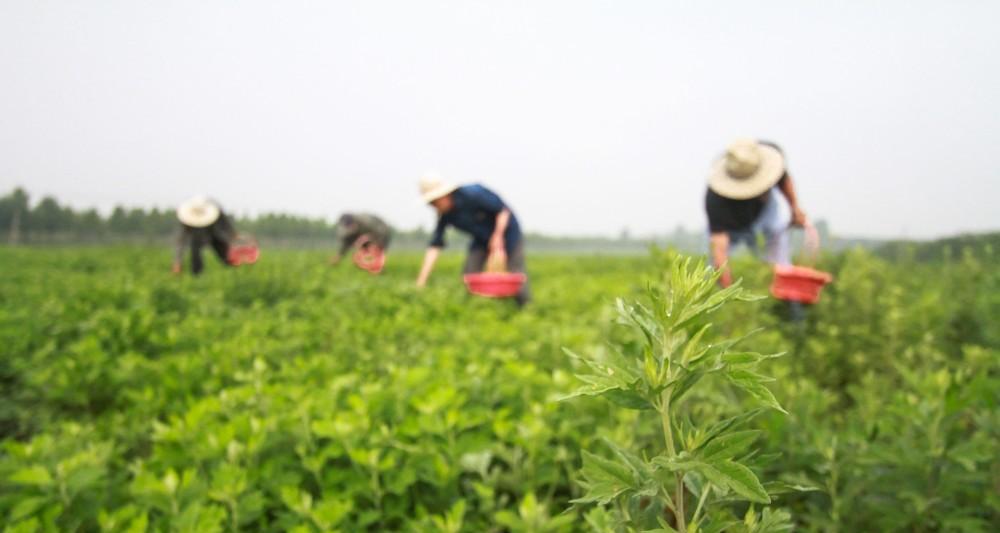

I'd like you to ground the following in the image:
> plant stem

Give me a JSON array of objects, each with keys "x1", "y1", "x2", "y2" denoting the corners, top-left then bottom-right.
[
  {"x1": 675, "y1": 474, "x2": 686, "y2": 533},
  {"x1": 660, "y1": 391, "x2": 676, "y2": 457},
  {"x1": 660, "y1": 390, "x2": 686, "y2": 532},
  {"x1": 691, "y1": 484, "x2": 711, "y2": 524}
]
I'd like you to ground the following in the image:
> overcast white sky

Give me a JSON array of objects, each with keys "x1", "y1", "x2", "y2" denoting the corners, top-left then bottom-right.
[{"x1": 1, "y1": 1, "x2": 998, "y2": 238}]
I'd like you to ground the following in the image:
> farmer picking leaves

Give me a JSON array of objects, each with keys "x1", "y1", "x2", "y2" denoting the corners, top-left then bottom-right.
[
  {"x1": 330, "y1": 213, "x2": 393, "y2": 272},
  {"x1": 705, "y1": 138, "x2": 809, "y2": 287},
  {"x1": 415, "y1": 173, "x2": 531, "y2": 306},
  {"x1": 172, "y1": 195, "x2": 239, "y2": 275}
]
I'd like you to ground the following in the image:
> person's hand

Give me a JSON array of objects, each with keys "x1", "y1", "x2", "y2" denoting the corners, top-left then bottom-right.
[
  {"x1": 415, "y1": 278, "x2": 426, "y2": 289},
  {"x1": 791, "y1": 206, "x2": 808, "y2": 227},
  {"x1": 489, "y1": 233, "x2": 505, "y2": 253},
  {"x1": 488, "y1": 235, "x2": 506, "y2": 270},
  {"x1": 719, "y1": 268, "x2": 733, "y2": 288},
  {"x1": 171, "y1": 262, "x2": 182, "y2": 275}
]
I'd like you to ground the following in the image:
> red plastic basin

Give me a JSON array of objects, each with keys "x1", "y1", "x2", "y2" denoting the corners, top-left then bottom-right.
[
  {"x1": 228, "y1": 245, "x2": 260, "y2": 266},
  {"x1": 353, "y1": 247, "x2": 386, "y2": 274},
  {"x1": 463, "y1": 272, "x2": 527, "y2": 298},
  {"x1": 770, "y1": 265, "x2": 833, "y2": 304}
]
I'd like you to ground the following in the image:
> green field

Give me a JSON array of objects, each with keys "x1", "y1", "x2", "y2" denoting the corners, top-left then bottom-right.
[{"x1": 1, "y1": 247, "x2": 997, "y2": 532}]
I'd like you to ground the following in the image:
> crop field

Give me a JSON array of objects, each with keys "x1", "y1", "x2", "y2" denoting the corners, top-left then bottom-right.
[{"x1": 1, "y1": 246, "x2": 997, "y2": 532}]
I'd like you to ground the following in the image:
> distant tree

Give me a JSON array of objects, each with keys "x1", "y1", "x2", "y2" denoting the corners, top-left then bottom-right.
[
  {"x1": 0, "y1": 188, "x2": 30, "y2": 244},
  {"x1": 31, "y1": 196, "x2": 73, "y2": 234},
  {"x1": 77, "y1": 208, "x2": 105, "y2": 239},
  {"x1": 108, "y1": 206, "x2": 130, "y2": 236}
]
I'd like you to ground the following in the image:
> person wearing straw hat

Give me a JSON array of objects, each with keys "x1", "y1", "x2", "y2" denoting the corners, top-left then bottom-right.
[
  {"x1": 416, "y1": 173, "x2": 531, "y2": 306},
  {"x1": 706, "y1": 139, "x2": 808, "y2": 287},
  {"x1": 330, "y1": 212, "x2": 393, "y2": 265},
  {"x1": 172, "y1": 195, "x2": 237, "y2": 275}
]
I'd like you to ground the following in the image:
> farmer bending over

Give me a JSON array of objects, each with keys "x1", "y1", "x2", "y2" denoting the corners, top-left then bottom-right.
[
  {"x1": 172, "y1": 196, "x2": 237, "y2": 275},
  {"x1": 705, "y1": 139, "x2": 808, "y2": 287},
  {"x1": 330, "y1": 213, "x2": 393, "y2": 265},
  {"x1": 415, "y1": 173, "x2": 531, "y2": 306}
]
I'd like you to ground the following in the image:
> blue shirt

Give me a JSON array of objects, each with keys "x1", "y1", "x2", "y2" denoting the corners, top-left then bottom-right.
[{"x1": 429, "y1": 184, "x2": 522, "y2": 253}]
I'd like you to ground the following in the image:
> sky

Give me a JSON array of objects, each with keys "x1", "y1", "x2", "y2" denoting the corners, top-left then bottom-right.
[{"x1": 1, "y1": 1, "x2": 998, "y2": 239}]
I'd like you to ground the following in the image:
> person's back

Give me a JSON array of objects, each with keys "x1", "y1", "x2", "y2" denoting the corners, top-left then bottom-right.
[
  {"x1": 704, "y1": 139, "x2": 808, "y2": 287},
  {"x1": 331, "y1": 212, "x2": 393, "y2": 265},
  {"x1": 172, "y1": 196, "x2": 236, "y2": 275}
]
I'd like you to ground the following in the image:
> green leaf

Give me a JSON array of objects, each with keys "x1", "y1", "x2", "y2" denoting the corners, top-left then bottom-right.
[
  {"x1": 4, "y1": 518, "x2": 42, "y2": 533},
  {"x1": 721, "y1": 351, "x2": 783, "y2": 366},
  {"x1": 696, "y1": 459, "x2": 770, "y2": 504},
  {"x1": 9, "y1": 496, "x2": 48, "y2": 521},
  {"x1": 679, "y1": 323, "x2": 711, "y2": 367},
  {"x1": 604, "y1": 388, "x2": 655, "y2": 410},
  {"x1": 494, "y1": 510, "x2": 524, "y2": 530},
  {"x1": 311, "y1": 497, "x2": 352, "y2": 529},
  {"x1": 726, "y1": 373, "x2": 786, "y2": 414},
  {"x1": 669, "y1": 369, "x2": 705, "y2": 405},
  {"x1": 700, "y1": 410, "x2": 763, "y2": 446},
  {"x1": 698, "y1": 430, "x2": 761, "y2": 461},
  {"x1": 10, "y1": 466, "x2": 53, "y2": 487},
  {"x1": 572, "y1": 451, "x2": 637, "y2": 504}
]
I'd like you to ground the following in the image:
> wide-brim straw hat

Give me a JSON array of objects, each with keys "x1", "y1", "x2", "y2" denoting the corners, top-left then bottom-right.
[
  {"x1": 708, "y1": 138, "x2": 785, "y2": 200},
  {"x1": 176, "y1": 195, "x2": 221, "y2": 227},
  {"x1": 419, "y1": 172, "x2": 459, "y2": 203}
]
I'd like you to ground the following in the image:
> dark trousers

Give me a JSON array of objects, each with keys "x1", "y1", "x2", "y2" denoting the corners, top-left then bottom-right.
[
  {"x1": 191, "y1": 236, "x2": 231, "y2": 275},
  {"x1": 463, "y1": 243, "x2": 532, "y2": 306}
]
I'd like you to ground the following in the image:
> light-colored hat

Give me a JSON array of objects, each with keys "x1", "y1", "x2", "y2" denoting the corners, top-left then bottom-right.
[
  {"x1": 176, "y1": 195, "x2": 221, "y2": 227},
  {"x1": 418, "y1": 172, "x2": 458, "y2": 203},
  {"x1": 707, "y1": 138, "x2": 785, "y2": 200}
]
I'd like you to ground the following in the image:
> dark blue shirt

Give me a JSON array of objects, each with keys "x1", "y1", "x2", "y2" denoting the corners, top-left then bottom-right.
[{"x1": 429, "y1": 184, "x2": 522, "y2": 253}]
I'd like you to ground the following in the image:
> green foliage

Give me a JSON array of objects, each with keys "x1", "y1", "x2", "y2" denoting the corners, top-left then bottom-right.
[
  {"x1": 564, "y1": 257, "x2": 790, "y2": 531},
  {"x1": 0, "y1": 246, "x2": 998, "y2": 531}
]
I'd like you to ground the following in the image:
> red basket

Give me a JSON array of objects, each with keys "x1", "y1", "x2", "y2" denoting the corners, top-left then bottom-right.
[
  {"x1": 463, "y1": 272, "x2": 527, "y2": 298},
  {"x1": 353, "y1": 248, "x2": 385, "y2": 274},
  {"x1": 770, "y1": 265, "x2": 833, "y2": 304},
  {"x1": 227, "y1": 236, "x2": 260, "y2": 266},
  {"x1": 352, "y1": 236, "x2": 385, "y2": 274}
]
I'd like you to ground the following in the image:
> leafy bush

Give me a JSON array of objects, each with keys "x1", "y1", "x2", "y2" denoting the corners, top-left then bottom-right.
[{"x1": 0, "y1": 246, "x2": 997, "y2": 531}]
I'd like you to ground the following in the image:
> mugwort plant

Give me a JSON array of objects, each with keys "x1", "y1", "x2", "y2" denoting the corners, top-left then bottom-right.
[{"x1": 563, "y1": 257, "x2": 792, "y2": 532}]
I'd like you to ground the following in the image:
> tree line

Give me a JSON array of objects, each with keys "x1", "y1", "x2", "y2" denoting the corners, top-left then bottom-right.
[
  {"x1": 0, "y1": 188, "x2": 369, "y2": 246},
  {"x1": 5, "y1": 186, "x2": 907, "y2": 254},
  {"x1": 0, "y1": 187, "x2": 710, "y2": 251}
]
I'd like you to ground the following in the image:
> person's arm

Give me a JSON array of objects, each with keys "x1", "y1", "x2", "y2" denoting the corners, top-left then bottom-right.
[
  {"x1": 489, "y1": 208, "x2": 511, "y2": 269},
  {"x1": 416, "y1": 247, "x2": 441, "y2": 287},
  {"x1": 331, "y1": 237, "x2": 353, "y2": 265},
  {"x1": 467, "y1": 185, "x2": 510, "y2": 264},
  {"x1": 778, "y1": 175, "x2": 807, "y2": 227},
  {"x1": 172, "y1": 227, "x2": 190, "y2": 273},
  {"x1": 709, "y1": 232, "x2": 732, "y2": 288},
  {"x1": 417, "y1": 218, "x2": 448, "y2": 286}
]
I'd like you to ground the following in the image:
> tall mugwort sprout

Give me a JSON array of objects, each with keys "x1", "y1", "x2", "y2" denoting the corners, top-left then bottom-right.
[{"x1": 562, "y1": 256, "x2": 792, "y2": 532}]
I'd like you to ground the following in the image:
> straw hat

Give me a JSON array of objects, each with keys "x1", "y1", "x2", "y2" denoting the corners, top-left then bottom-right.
[
  {"x1": 419, "y1": 172, "x2": 459, "y2": 203},
  {"x1": 176, "y1": 195, "x2": 221, "y2": 227},
  {"x1": 708, "y1": 138, "x2": 786, "y2": 200}
]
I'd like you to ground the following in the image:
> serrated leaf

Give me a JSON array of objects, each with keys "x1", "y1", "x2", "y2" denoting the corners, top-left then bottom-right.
[
  {"x1": 697, "y1": 459, "x2": 770, "y2": 504},
  {"x1": 572, "y1": 451, "x2": 637, "y2": 505},
  {"x1": 669, "y1": 369, "x2": 705, "y2": 405},
  {"x1": 698, "y1": 430, "x2": 761, "y2": 461},
  {"x1": 679, "y1": 323, "x2": 711, "y2": 367},
  {"x1": 700, "y1": 410, "x2": 763, "y2": 446},
  {"x1": 727, "y1": 374, "x2": 786, "y2": 413},
  {"x1": 604, "y1": 388, "x2": 655, "y2": 410}
]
